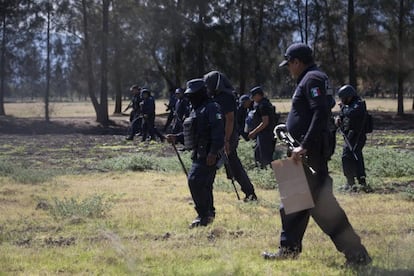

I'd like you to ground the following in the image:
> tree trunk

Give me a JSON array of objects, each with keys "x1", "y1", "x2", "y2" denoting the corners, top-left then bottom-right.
[
  {"x1": 305, "y1": 0, "x2": 308, "y2": 44},
  {"x1": 238, "y1": 0, "x2": 246, "y2": 93},
  {"x1": 98, "y1": 0, "x2": 110, "y2": 125},
  {"x1": 347, "y1": 0, "x2": 357, "y2": 88},
  {"x1": 196, "y1": 4, "x2": 205, "y2": 76},
  {"x1": 45, "y1": 3, "x2": 51, "y2": 122},
  {"x1": 112, "y1": 1, "x2": 122, "y2": 115},
  {"x1": 296, "y1": 0, "x2": 304, "y2": 43},
  {"x1": 0, "y1": 10, "x2": 6, "y2": 116},
  {"x1": 151, "y1": 49, "x2": 175, "y2": 89},
  {"x1": 322, "y1": 0, "x2": 344, "y2": 84},
  {"x1": 254, "y1": 0, "x2": 264, "y2": 84},
  {"x1": 81, "y1": 0, "x2": 100, "y2": 121},
  {"x1": 397, "y1": 0, "x2": 404, "y2": 115}
]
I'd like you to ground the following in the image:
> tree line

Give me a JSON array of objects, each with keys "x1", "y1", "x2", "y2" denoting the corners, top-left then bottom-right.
[{"x1": 1, "y1": 0, "x2": 413, "y2": 124}]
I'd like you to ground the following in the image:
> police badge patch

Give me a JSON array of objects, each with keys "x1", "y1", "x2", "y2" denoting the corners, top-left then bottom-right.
[{"x1": 310, "y1": 87, "x2": 322, "y2": 98}]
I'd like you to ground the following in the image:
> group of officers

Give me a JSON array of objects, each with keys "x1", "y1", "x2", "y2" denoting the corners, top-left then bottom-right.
[{"x1": 125, "y1": 43, "x2": 373, "y2": 266}]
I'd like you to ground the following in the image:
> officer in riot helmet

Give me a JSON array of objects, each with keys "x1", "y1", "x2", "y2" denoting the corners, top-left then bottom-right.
[
  {"x1": 335, "y1": 84, "x2": 373, "y2": 193},
  {"x1": 204, "y1": 70, "x2": 258, "y2": 202},
  {"x1": 166, "y1": 79, "x2": 224, "y2": 228}
]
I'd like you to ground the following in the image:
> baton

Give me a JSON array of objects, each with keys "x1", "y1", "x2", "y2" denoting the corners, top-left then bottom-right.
[
  {"x1": 223, "y1": 152, "x2": 241, "y2": 200},
  {"x1": 172, "y1": 143, "x2": 188, "y2": 177},
  {"x1": 338, "y1": 128, "x2": 358, "y2": 160},
  {"x1": 273, "y1": 124, "x2": 317, "y2": 175}
]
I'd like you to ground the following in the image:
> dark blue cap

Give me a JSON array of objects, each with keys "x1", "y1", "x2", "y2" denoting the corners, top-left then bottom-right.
[
  {"x1": 184, "y1": 79, "x2": 206, "y2": 95},
  {"x1": 279, "y1": 43, "x2": 313, "y2": 67}
]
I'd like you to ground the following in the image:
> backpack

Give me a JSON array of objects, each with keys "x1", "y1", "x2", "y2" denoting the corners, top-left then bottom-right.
[
  {"x1": 364, "y1": 112, "x2": 373, "y2": 133},
  {"x1": 362, "y1": 101, "x2": 373, "y2": 133}
]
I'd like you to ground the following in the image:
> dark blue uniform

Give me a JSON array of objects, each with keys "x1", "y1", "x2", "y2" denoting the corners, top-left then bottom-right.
[
  {"x1": 164, "y1": 92, "x2": 177, "y2": 132},
  {"x1": 339, "y1": 96, "x2": 367, "y2": 184},
  {"x1": 141, "y1": 95, "x2": 164, "y2": 142},
  {"x1": 186, "y1": 99, "x2": 224, "y2": 221},
  {"x1": 280, "y1": 64, "x2": 368, "y2": 260},
  {"x1": 252, "y1": 97, "x2": 276, "y2": 168},
  {"x1": 126, "y1": 93, "x2": 143, "y2": 140},
  {"x1": 172, "y1": 97, "x2": 190, "y2": 134},
  {"x1": 213, "y1": 91, "x2": 256, "y2": 199},
  {"x1": 236, "y1": 100, "x2": 253, "y2": 141}
]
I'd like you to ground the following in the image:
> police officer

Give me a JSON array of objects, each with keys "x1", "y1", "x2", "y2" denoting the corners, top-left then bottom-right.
[
  {"x1": 236, "y1": 94, "x2": 253, "y2": 141},
  {"x1": 125, "y1": 84, "x2": 143, "y2": 141},
  {"x1": 140, "y1": 88, "x2": 165, "y2": 142},
  {"x1": 204, "y1": 71, "x2": 258, "y2": 202},
  {"x1": 262, "y1": 43, "x2": 371, "y2": 266},
  {"x1": 248, "y1": 86, "x2": 277, "y2": 168},
  {"x1": 163, "y1": 88, "x2": 178, "y2": 132},
  {"x1": 171, "y1": 88, "x2": 190, "y2": 134},
  {"x1": 166, "y1": 79, "x2": 224, "y2": 228},
  {"x1": 335, "y1": 84, "x2": 373, "y2": 193}
]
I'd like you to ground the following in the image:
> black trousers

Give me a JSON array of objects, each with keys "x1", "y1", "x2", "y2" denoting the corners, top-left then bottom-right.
[
  {"x1": 254, "y1": 131, "x2": 276, "y2": 167},
  {"x1": 342, "y1": 135, "x2": 366, "y2": 179},
  {"x1": 128, "y1": 116, "x2": 142, "y2": 136},
  {"x1": 279, "y1": 144, "x2": 365, "y2": 257},
  {"x1": 188, "y1": 159, "x2": 217, "y2": 218},
  {"x1": 227, "y1": 139, "x2": 255, "y2": 196}
]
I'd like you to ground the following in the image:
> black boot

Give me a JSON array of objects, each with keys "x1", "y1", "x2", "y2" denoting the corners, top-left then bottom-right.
[
  {"x1": 340, "y1": 177, "x2": 355, "y2": 192},
  {"x1": 358, "y1": 177, "x2": 373, "y2": 193}
]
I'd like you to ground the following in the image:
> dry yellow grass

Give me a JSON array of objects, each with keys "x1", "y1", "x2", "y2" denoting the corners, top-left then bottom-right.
[
  {"x1": 3, "y1": 98, "x2": 413, "y2": 118},
  {"x1": 1, "y1": 171, "x2": 414, "y2": 275}
]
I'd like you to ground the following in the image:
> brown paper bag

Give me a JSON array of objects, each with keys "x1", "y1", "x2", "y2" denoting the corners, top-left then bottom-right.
[{"x1": 271, "y1": 158, "x2": 314, "y2": 214}]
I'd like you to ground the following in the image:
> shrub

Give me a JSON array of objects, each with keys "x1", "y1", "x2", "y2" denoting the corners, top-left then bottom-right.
[
  {"x1": 0, "y1": 159, "x2": 56, "y2": 184},
  {"x1": 48, "y1": 194, "x2": 119, "y2": 219}
]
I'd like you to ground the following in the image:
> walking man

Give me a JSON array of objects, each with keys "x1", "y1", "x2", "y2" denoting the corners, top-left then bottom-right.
[
  {"x1": 204, "y1": 71, "x2": 258, "y2": 202},
  {"x1": 262, "y1": 43, "x2": 371, "y2": 266},
  {"x1": 166, "y1": 79, "x2": 224, "y2": 228}
]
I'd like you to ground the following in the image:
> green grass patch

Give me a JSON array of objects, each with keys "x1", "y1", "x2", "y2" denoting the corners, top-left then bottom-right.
[{"x1": 0, "y1": 159, "x2": 57, "y2": 184}]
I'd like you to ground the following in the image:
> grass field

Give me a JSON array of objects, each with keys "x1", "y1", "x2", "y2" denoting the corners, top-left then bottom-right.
[{"x1": 0, "y1": 99, "x2": 414, "y2": 275}]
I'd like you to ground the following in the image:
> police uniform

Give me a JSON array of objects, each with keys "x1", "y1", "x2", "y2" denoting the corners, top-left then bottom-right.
[
  {"x1": 250, "y1": 87, "x2": 277, "y2": 168},
  {"x1": 338, "y1": 90, "x2": 369, "y2": 190},
  {"x1": 204, "y1": 71, "x2": 257, "y2": 201},
  {"x1": 236, "y1": 94, "x2": 252, "y2": 141},
  {"x1": 172, "y1": 89, "x2": 190, "y2": 135},
  {"x1": 126, "y1": 87, "x2": 143, "y2": 140},
  {"x1": 164, "y1": 90, "x2": 177, "y2": 132},
  {"x1": 140, "y1": 89, "x2": 164, "y2": 142},
  {"x1": 177, "y1": 79, "x2": 225, "y2": 228},
  {"x1": 263, "y1": 43, "x2": 371, "y2": 265}
]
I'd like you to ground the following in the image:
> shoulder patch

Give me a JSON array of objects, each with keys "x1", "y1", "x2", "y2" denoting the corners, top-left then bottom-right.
[
  {"x1": 216, "y1": 113, "x2": 222, "y2": 120},
  {"x1": 310, "y1": 87, "x2": 322, "y2": 98}
]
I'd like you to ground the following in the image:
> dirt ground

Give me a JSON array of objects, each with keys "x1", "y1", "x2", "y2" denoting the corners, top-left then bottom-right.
[{"x1": 0, "y1": 111, "x2": 413, "y2": 174}]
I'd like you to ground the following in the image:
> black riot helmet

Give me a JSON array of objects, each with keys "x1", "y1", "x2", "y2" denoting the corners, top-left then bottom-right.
[
  {"x1": 337, "y1": 84, "x2": 357, "y2": 99},
  {"x1": 203, "y1": 70, "x2": 234, "y2": 96}
]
